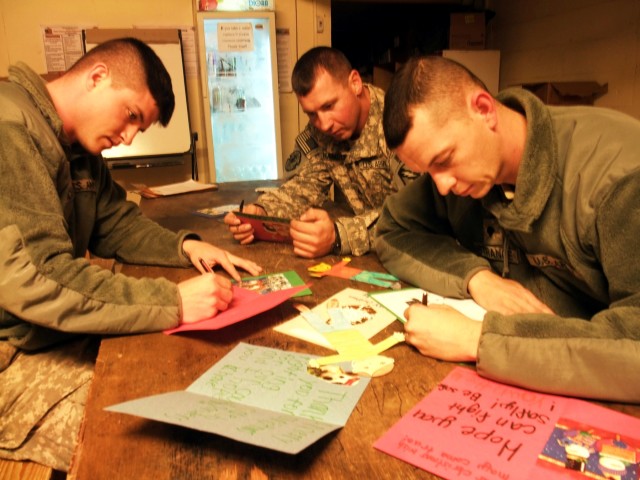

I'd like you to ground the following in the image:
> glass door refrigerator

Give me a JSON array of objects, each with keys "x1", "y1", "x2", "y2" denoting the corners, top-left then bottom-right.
[{"x1": 196, "y1": 10, "x2": 283, "y2": 182}]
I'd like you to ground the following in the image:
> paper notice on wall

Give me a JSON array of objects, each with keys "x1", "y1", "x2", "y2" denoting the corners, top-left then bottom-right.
[
  {"x1": 41, "y1": 26, "x2": 88, "y2": 73},
  {"x1": 276, "y1": 28, "x2": 292, "y2": 92}
]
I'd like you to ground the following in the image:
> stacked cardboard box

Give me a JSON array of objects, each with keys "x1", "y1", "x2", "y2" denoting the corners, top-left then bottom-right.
[{"x1": 449, "y1": 12, "x2": 486, "y2": 50}]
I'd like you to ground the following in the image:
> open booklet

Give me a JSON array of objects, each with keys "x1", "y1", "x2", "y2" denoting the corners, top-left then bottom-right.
[
  {"x1": 106, "y1": 343, "x2": 370, "y2": 454},
  {"x1": 369, "y1": 287, "x2": 486, "y2": 323}
]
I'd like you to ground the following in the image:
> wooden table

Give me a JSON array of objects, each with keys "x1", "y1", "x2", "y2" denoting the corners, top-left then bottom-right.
[{"x1": 68, "y1": 181, "x2": 639, "y2": 480}]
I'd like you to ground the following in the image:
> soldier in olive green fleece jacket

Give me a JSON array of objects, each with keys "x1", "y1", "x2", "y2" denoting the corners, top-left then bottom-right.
[
  {"x1": 0, "y1": 39, "x2": 260, "y2": 470},
  {"x1": 376, "y1": 55, "x2": 640, "y2": 403}
]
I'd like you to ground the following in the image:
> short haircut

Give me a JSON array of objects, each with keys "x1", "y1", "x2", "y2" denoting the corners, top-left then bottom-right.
[
  {"x1": 383, "y1": 55, "x2": 487, "y2": 149},
  {"x1": 291, "y1": 46, "x2": 352, "y2": 96},
  {"x1": 69, "y1": 37, "x2": 175, "y2": 126}
]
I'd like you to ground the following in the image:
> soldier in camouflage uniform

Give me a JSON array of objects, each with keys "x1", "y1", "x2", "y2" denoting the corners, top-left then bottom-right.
[{"x1": 224, "y1": 47, "x2": 415, "y2": 258}]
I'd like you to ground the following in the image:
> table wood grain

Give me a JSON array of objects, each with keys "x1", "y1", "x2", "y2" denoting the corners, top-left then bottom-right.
[{"x1": 68, "y1": 181, "x2": 639, "y2": 480}]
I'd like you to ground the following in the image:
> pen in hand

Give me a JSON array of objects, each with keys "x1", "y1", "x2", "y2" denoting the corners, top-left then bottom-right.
[
  {"x1": 198, "y1": 257, "x2": 213, "y2": 274},
  {"x1": 422, "y1": 292, "x2": 429, "y2": 306},
  {"x1": 238, "y1": 199, "x2": 244, "y2": 213}
]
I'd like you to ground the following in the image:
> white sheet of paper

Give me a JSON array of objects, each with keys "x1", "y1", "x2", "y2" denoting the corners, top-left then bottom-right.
[
  {"x1": 148, "y1": 179, "x2": 217, "y2": 196},
  {"x1": 369, "y1": 288, "x2": 486, "y2": 323}
]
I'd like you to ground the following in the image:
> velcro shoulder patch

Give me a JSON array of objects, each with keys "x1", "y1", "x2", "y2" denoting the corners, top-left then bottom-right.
[{"x1": 296, "y1": 129, "x2": 319, "y2": 155}]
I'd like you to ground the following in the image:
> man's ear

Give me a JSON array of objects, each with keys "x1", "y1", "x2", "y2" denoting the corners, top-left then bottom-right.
[
  {"x1": 85, "y1": 63, "x2": 109, "y2": 91},
  {"x1": 348, "y1": 69, "x2": 363, "y2": 96},
  {"x1": 470, "y1": 90, "x2": 497, "y2": 129}
]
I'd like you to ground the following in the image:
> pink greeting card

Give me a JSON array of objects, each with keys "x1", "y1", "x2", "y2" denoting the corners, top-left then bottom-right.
[{"x1": 375, "y1": 367, "x2": 640, "y2": 480}]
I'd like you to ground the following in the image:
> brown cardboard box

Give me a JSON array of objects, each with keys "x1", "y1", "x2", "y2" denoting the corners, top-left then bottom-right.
[
  {"x1": 449, "y1": 12, "x2": 486, "y2": 50},
  {"x1": 521, "y1": 81, "x2": 608, "y2": 105}
]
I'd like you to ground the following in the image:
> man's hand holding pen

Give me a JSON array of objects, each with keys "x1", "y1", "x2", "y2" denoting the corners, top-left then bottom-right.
[
  {"x1": 175, "y1": 239, "x2": 262, "y2": 325},
  {"x1": 403, "y1": 291, "x2": 481, "y2": 363}
]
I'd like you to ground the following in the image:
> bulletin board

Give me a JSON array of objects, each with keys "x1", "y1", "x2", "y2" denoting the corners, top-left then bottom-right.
[{"x1": 83, "y1": 28, "x2": 192, "y2": 167}]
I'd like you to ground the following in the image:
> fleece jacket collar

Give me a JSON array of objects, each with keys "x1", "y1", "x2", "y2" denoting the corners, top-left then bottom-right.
[
  {"x1": 485, "y1": 88, "x2": 558, "y2": 233},
  {"x1": 9, "y1": 62, "x2": 63, "y2": 139}
]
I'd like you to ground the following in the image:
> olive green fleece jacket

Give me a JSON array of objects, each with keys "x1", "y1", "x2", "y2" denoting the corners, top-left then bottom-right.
[
  {"x1": 375, "y1": 88, "x2": 640, "y2": 403},
  {"x1": 0, "y1": 63, "x2": 196, "y2": 351}
]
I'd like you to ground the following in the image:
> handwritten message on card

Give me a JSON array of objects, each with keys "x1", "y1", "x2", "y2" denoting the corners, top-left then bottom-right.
[
  {"x1": 106, "y1": 343, "x2": 370, "y2": 453},
  {"x1": 374, "y1": 367, "x2": 561, "y2": 479},
  {"x1": 375, "y1": 367, "x2": 640, "y2": 480}
]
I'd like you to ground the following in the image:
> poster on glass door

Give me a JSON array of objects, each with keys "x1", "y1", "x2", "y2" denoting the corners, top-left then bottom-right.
[{"x1": 199, "y1": 12, "x2": 282, "y2": 182}]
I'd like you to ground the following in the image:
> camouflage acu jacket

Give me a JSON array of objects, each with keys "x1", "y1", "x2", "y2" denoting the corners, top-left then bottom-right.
[{"x1": 256, "y1": 84, "x2": 415, "y2": 256}]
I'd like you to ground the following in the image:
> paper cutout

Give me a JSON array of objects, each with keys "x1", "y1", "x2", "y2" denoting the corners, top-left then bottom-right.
[
  {"x1": 236, "y1": 270, "x2": 311, "y2": 297},
  {"x1": 308, "y1": 330, "x2": 405, "y2": 367},
  {"x1": 309, "y1": 258, "x2": 401, "y2": 289},
  {"x1": 235, "y1": 211, "x2": 292, "y2": 243},
  {"x1": 165, "y1": 284, "x2": 308, "y2": 334},
  {"x1": 294, "y1": 300, "x2": 403, "y2": 375},
  {"x1": 346, "y1": 355, "x2": 395, "y2": 377},
  {"x1": 273, "y1": 288, "x2": 396, "y2": 348},
  {"x1": 106, "y1": 343, "x2": 370, "y2": 454},
  {"x1": 375, "y1": 367, "x2": 640, "y2": 480},
  {"x1": 369, "y1": 287, "x2": 487, "y2": 323}
]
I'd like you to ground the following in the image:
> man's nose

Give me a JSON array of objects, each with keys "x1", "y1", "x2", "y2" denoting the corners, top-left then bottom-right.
[
  {"x1": 314, "y1": 112, "x2": 332, "y2": 133},
  {"x1": 431, "y1": 172, "x2": 456, "y2": 196},
  {"x1": 122, "y1": 125, "x2": 140, "y2": 146}
]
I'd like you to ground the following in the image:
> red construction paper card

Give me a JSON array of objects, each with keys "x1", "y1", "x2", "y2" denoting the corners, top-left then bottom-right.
[
  {"x1": 165, "y1": 284, "x2": 308, "y2": 334},
  {"x1": 235, "y1": 212, "x2": 292, "y2": 243}
]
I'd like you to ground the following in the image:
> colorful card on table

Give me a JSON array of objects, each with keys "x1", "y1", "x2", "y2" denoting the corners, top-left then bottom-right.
[
  {"x1": 105, "y1": 343, "x2": 370, "y2": 454},
  {"x1": 235, "y1": 211, "x2": 292, "y2": 243},
  {"x1": 237, "y1": 270, "x2": 311, "y2": 297},
  {"x1": 273, "y1": 288, "x2": 397, "y2": 349},
  {"x1": 369, "y1": 287, "x2": 486, "y2": 323},
  {"x1": 374, "y1": 366, "x2": 640, "y2": 480},
  {"x1": 164, "y1": 284, "x2": 308, "y2": 334}
]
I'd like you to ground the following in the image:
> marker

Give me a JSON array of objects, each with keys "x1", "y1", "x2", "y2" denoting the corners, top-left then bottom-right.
[
  {"x1": 198, "y1": 257, "x2": 213, "y2": 274},
  {"x1": 422, "y1": 292, "x2": 429, "y2": 306},
  {"x1": 239, "y1": 199, "x2": 245, "y2": 212}
]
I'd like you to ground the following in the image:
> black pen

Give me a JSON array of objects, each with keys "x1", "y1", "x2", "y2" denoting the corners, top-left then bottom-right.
[
  {"x1": 422, "y1": 292, "x2": 429, "y2": 306},
  {"x1": 239, "y1": 199, "x2": 244, "y2": 213},
  {"x1": 198, "y1": 257, "x2": 213, "y2": 274}
]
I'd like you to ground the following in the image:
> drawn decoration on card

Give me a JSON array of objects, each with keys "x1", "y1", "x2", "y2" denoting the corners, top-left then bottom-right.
[
  {"x1": 537, "y1": 418, "x2": 640, "y2": 479},
  {"x1": 273, "y1": 288, "x2": 397, "y2": 350},
  {"x1": 237, "y1": 270, "x2": 311, "y2": 297}
]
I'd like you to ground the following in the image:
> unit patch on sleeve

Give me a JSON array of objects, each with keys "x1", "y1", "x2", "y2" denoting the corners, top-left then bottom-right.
[{"x1": 285, "y1": 150, "x2": 302, "y2": 173}]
